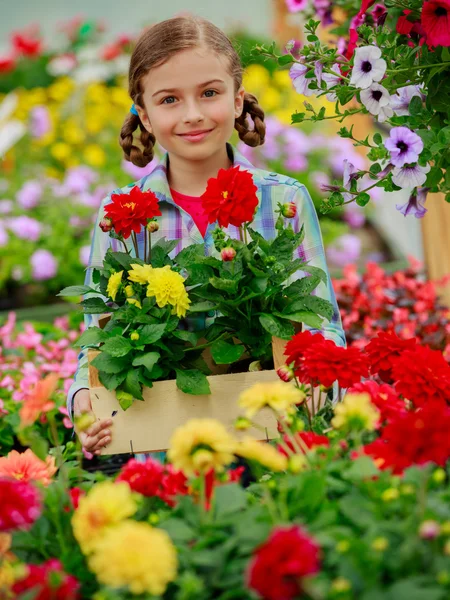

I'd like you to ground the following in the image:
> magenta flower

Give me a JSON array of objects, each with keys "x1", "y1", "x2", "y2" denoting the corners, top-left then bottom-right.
[
  {"x1": 29, "y1": 105, "x2": 51, "y2": 138},
  {"x1": 16, "y1": 180, "x2": 43, "y2": 209},
  {"x1": 396, "y1": 187, "x2": 429, "y2": 218},
  {"x1": 0, "y1": 200, "x2": 13, "y2": 214},
  {"x1": 30, "y1": 249, "x2": 57, "y2": 281},
  {"x1": 63, "y1": 166, "x2": 98, "y2": 194},
  {"x1": 327, "y1": 234, "x2": 362, "y2": 267},
  {"x1": 385, "y1": 127, "x2": 424, "y2": 167},
  {"x1": 121, "y1": 157, "x2": 158, "y2": 180},
  {"x1": 285, "y1": 0, "x2": 308, "y2": 12},
  {"x1": 8, "y1": 216, "x2": 42, "y2": 241}
]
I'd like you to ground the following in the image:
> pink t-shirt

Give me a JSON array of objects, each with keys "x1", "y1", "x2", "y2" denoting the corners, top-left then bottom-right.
[{"x1": 170, "y1": 188, "x2": 209, "y2": 237}]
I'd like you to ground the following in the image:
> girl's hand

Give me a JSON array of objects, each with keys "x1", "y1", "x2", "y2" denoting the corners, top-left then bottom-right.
[{"x1": 73, "y1": 389, "x2": 113, "y2": 456}]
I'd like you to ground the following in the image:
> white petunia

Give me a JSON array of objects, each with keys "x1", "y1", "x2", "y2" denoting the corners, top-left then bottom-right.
[
  {"x1": 322, "y1": 63, "x2": 341, "y2": 101},
  {"x1": 392, "y1": 163, "x2": 431, "y2": 189},
  {"x1": 391, "y1": 85, "x2": 425, "y2": 116},
  {"x1": 289, "y1": 62, "x2": 315, "y2": 97},
  {"x1": 350, "y1": 46, "x2": 387, "y2": 89},
  {"x1": 360, "y1": 83, "x2": 390, "y2": 114}
]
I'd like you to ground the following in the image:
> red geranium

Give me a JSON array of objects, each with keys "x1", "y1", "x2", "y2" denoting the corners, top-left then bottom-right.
[
  {"x1": 247, "y1": 525, "x2": 320, "y2": 600},
  {"x1": 0, "y1": 477, "x2": 42, "y2": 532},
  {"x1": 349, "y1": 380, "x2": 406, "y2": 423},
  {"x1": 278, "y1": 431, "x2": 329, "y2": 457},
  {"x1": 421, "y1": 0, "x2": 450, "y2": 47},
  {"x1": 12, "y1": 559, "x2": 80, "y2": 600},
  {"x1": 201, "y1": 166, "x2": 259, "y2": 228},
  {"x1": 303, "y1": 341, "x2": 369, "y2": 388},
  {"x1": 390, "y1": 344, "x2": 450, "y2": 407},
  {"x1": 104, "y1": 186, "x2": 161, "y2": 239},
  {"x1": 365, "y1": 331, "x2": 417, "y2": 383},
  {"x1": 362, "y1": 401, "x2": 450, "y2": 474}
]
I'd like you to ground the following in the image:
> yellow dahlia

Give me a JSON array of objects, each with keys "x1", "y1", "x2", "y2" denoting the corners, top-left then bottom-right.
[
  {"x1": 72, "y1": 481, "x2": 138, "y2": 554},
  {"x1": 238, "y1": 381, "x2": 304, "y2": 419},
  {"x1": 106, "y1": 271, "x2": 124, "y2": 302},
  {"x1": 331, "y1": 393, "x2": 380, "y2": 432},
  {"x1": 235, "y1": 438, "x2": 288, "y2": 472},
  {"x1": 88, "y1": 521, "x2": 177, "y2": 596},
  {"x1": 126, "y1": 298, "x2": 142, "y2": 309},
  {"x1": 146, "y1": 265, "x2": 191, "y2": 318},
  {"x1": 167, "y1": 418, "x2": 236, "y2": 476},
  {"x1": 127, "y1": 263, "x2": 153, "y2": 284}
]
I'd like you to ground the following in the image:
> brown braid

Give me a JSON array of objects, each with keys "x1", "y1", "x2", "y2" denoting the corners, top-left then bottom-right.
[
  {"x1": 234, "y1": 92, "x2": 266, "y2": 147},
  {"x1": 119, "y1": 110, "x2": 156, "y2": 168}
]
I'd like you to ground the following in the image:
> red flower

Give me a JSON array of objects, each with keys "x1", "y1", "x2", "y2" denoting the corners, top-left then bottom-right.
[
  {"x1": 12, "y1": 558, "x2": 80, "y2": 600},
  {"x1": 204, "y1": 466, "x2": 245, "y2": 510},
  {"x1": 247, "y1": 525, "x2": 320, "y2": 600},
  {"x1": 0, "y1": 477, "x2": 42, "y2": 532},
  {"x1": 68, "y1": 487, "x2": 85, "y2": 511},
  {"x1": 391, "y1": 344, "x2": 450, "y2": 407},
  {"x1": 365, "y1": 331, "x2": 417, "y2": 383},
  {"x1": 104, "y1": 186, "x2": 161, "y2": 239},
  {"x1": 349, "y1": 380, "x2": 406, "y2": 422},
  {"x1": 422, "y1": 0, "x2": 450, "y2": 46},
  {"x1": 362, "y1": 401, "x2": 450, "y2": 474},
  {"x1": 284, "y1": 331, "x2": 326, "y2": 380},
  {"x1": 160, "y1": 464, "x2": 189, "y2": 506},
  {"x1": 0, "y1": 54, "x2": 16, "y2": 74},
  {"x1": 11, "y1": 32, "x2": 43, "y2": 58},
  {"x1": 397, "y1": 9, "x2": 416, "y2": 34},
  {"x1": 201, "y1": 166, "x2": 259, "y2": 228},
  {"x1": 279, "y1": 431, "x2": 329, "y2": 457},
  {"x1": 302, "y1": 341, "x2": 370, "y2": 388}
]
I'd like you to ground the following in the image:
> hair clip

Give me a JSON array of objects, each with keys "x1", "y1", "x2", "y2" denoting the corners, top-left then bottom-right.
[{"x1": 130, "y1": 104, "x2": 139, "y2": 116}]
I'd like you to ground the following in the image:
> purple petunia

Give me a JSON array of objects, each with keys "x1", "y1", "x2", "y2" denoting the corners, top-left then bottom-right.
[
  {"x1": 384, "y1": 127, "x2": 423, "y2": 168},
  {"x1": 396, "y1": 187, "x2": 429, "y2": 218},
  {"x1": 289, "y1": 62, "x2": 315, "y2": 97}
]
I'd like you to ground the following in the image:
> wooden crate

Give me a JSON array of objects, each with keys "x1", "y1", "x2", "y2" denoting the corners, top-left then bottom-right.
[{"x1": 88, "y1": 336, "x2": 287, "y2": 455}]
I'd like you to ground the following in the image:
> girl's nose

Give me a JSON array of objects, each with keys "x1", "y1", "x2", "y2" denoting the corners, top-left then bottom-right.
[{"x1": 182, "y1": 101, "x2": 204, "y2": 124}]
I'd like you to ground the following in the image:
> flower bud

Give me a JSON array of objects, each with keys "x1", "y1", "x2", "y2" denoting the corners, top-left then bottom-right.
[
  {"x1": 432, "y1": 468, "x2": 446, "y2": 484},
  {"x1": 234, "y1": 416, "x2": 252, "y2": 431},
  {"x1": 148, "y1": 513, "x2": 159, "y2": 525},
  {"x1": 124, "y1": 284, "x2": 134, "y2": 298},
  {"x1": 276, "y1": 364, "x2": 294, "y2": 382},
  {"x1": 336, "y1": 540, "x2": 350, "y2": 554},
  {"x1": 281, "y1": 202, "x2": 297, "y2": 219},
  {"x1": 249, "y1": 361, "x2": 262, "y2": 372},
  {"x1": 99, "y1": 217, "x2": 113, "y2": 232},
  {"x1": 381, "y1": 488, "x2": 399, "y2": 502},
  {"x1": 288, "y1": 454, "x2": 307, "y2": 474},
  {"x1": 371, "y1": 537, "x2": 389, "y2": 552},
  {"x1": 75, "y1": 412, "x2": 96, "y2": 433},
  {"x1": 419, "y1": 520, "x2": 440, "y2": 540},
  {"x1": 130, "y1": 332, "x2": 140, "y2": 341},
  {"x1": 221, "y1": 247, "x2": 236, "y2": 262},
  {"x1": 146, "y1": 220, "x2": 159, "y2": 233},
  {"x1": 331, "y1": 578, "x2": 351, "y2": 593}
]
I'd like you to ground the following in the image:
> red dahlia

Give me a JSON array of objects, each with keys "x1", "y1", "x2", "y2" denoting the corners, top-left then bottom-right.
[
  {"x1": 391, "y1": 344, "x2": 450, "y2": 407},
  {"x1": 12, "y1": 558, "x2": 80, "y2": 600},
  {"x1": 160, "y1": 464, "x2": 189, "y2": 507},
  {"x1": 421, "y1": 0, "x2": 450, "y2": 47},
  {"x1": 0, "y1": 477, "x2": 42, "y2": 531},
  {"x1": 362, "y1": 401, "x2": 450, "y2": 474},
  {"x1": 365, "y1": 331, "x2": 417, "y2": 383},
  {"x1": 201, "y1": 166, "x2": 259, "y2": 228},
  {"x1": 302, "y1": 341, "x2": 369, "y2": 388},
  {"x1": 349, "y1": 380, "x2": 406, "y2": 423},
  {"x1": 247, "y1": 525, "x2": 320, "y2": 600},
  {"x1": 283, "y1": 331, "x2": 326, "y2": 380},
  {"x1": 104, "y1": 186, "x2": 161, "y2": 239}
]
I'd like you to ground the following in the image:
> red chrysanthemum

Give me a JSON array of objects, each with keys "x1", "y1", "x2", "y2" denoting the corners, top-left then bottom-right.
[
  {"x1": 12, "y1": 558, "x2": 80, "y2": 600},
  {"x1": 104, "y1": 186, "x2": 161, "y2": 239},
  {"x1": 421, "y1": 0, "x2": 450, "y2": 46},
  {"x1": 302, "y1": 341, "x2": 370, "y2": 389},
  {"x1": 201, "y1": 166, "x2": 259, "y2": 228},
  {"x1": 283, "y1": 331, "x2": 326, "y2": 380},
  {"x1": 247, "y1": 525, "x2": 321, "y2": 600},
  {"x1": 0, "y1": 477, "x2": 42, "y2": 532},
  {"x1": 349, "y1": 380, "x2": 406, "y2": 423},
  {"x1": 362, "y1": 401, "x2": 450, "y2": 474},
  {"x1": 365, "y1": 331, "x2": 417, "y2": 383},
  {"x1": 278, "y1": 431, "x2": 329, "y2": 457},
  {"x1": 390, "y1": 344, "x2": 450, "y2": 407}
]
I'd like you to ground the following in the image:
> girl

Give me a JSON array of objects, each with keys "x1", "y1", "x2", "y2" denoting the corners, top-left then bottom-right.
[{"x1": 67, "y1": 14, "x2": 346, "y2": 456}]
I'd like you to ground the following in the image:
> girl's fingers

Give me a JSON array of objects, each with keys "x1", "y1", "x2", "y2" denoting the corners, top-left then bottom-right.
[{"x1": 85, "y1": 418, "x2": 112, "y2": 438}]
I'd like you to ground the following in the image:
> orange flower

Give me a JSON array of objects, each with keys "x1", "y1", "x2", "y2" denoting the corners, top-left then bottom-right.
[
  {"x1": 0, "y1": 449, "x2": 57, "y2": 486},
  {"x1": 19, "y1": 373, "x2": 59, "y2": 427}
]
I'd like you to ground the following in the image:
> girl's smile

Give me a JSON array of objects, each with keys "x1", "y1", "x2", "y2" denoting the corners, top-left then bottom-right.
[{"x1": 176, "y1": 128, "x2": 215, "y2": 142}]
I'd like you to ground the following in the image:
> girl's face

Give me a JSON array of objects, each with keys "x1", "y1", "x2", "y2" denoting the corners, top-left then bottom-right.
[{"x1": 137, "y1": 46, "x2": 245, "y2": 162}]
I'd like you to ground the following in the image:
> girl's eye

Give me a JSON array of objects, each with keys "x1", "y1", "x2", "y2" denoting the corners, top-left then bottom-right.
[
  {"x1": 162, "y1": 96, "x2": 176, "y2": 104},
  {"x1": 203, "y1": 89, "x2": 217, "y2": 98}
]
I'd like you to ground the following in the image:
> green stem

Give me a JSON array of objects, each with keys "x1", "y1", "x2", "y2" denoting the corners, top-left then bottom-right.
[
  {"x1": 342, "y1": 174, "x2": 391, "y2": 203},
  {"x1": 120, "y1": 238, "x2": 129, "y2": 254},
  {"x1": 263, "y1": 487, "x2": 281, "y2": 524},
  {"x1": 184, "y1": 331, "x2": 229, "y2": 353},
  {"x1": 131, "y1": 231, "x2": 139, "y2": 259},
  {"x1": 148, "y1": 232, "x2": 152, "y2": 263},
  {"x1": 387, "y1": 61, "x2": 450, "y2": 74},
  {"x1": 144, "y1": 228, "x2": 148, "y2": 264}
]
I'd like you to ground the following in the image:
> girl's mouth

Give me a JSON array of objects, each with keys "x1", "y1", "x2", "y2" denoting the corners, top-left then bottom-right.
[{"x1": 177, "y1": 128, "x2": 214, "y2": 142}]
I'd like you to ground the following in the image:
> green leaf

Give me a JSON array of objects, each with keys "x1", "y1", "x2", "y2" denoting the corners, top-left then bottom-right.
[
  {"x1": 369, "y1": 163, "x2": 382, "y2": 175},
  {"x1": 101, "y1": 336, "x2": 132, "y2": 358},
  {"x1": 259, "y1": 314, "x2": 295, "y2": 340},
  {"x1": 426, "y1": 166, "x2": 443, "y2": 187},
  {"x1": 285, "y1": 276, "x2": 321, "y2": 297},
  {"x1": 185, "y1": 264, "x2": 214, "y2": 285},
  {"x1": 175, "y1": 243, "x2": 206, "y2": 267},
  {"x1": 116, "y1": 388, "x2": 134, "y2": 410},
  {"x1": 123, "y1": 368, "x2": 144, "y2": 400},
  {"x1": 344, "y1": 456, "x2": 379, "y2": 481},
  {"x1": 409, "y1": 95, "x2": 424, "y2": 116},
  {"x1": 74, "y1": 327, "x2": 109, "y2": 348},
  {"x1": 275, "y1": 310, "x2": 323, "y2": 329},
  {"x1": 98, "y1": 370, "x2": 128, "y2": 391},
  {"x1": 356, "y1": 192, "x2": 371, "y2": 207},
  {"x1": 132, "y1": 351, "x2": 160, "y2": 372},
  {"x1": 291, "y1": 112, "x2": 306, "y2": 124},
  {"x1": 112, "y1": 251, "x2": 141, "y2": 270},
  {"x1": 58, "y1": 285, "x2": 100, "y2": 297},
  {"x1": 188, "y1": 301, "x2": 217, "y2": 313},
  {"x1": 159, "y1": 518, "x2": 195, "y2": 543},
  {"x1": 175, "y1": 369, "x2": 211, "y2": 395},
  {"x1": 386, "y1": 579, "x2": 445, "y2": 600},
  {"x1": 211, "y1": 339, "x2": 245, "y2": 364},
  {"x1": 153, "y1": 237, "x2": 180, "y2": 256},
  {"x1": 214, "y1": 483, "x2": 247, "y2": 518},
  {"x1": 81, "y1": 297, "x2": 110, "y2": 314},
  {"x1": 438, "y1": 126, "x2": 450, "y2": 146},
  {"x1": 300, "y1": 265, "x2": 327, "y2": 284},
  {"x1": 277, "y1": 54, "x2": 294, "y2": 65},
  {"x1": 91, "y1": 352, "x2": 131, "y2": 374},
  {"x1": 298, "y1": 296, "x2": 334, "y2": 321},
  {"x1": 138, "y1": 323, "x2": 167, "y2": 345},
  {"x1": 209, "y1": 276, "x2": 238, "y2": 294},
  {"x1": 172, "y1": 330, "x2": 200, "y2": 346},
  {"x1": 373, "y1": 132, "x2": 382, "y2": 145}
]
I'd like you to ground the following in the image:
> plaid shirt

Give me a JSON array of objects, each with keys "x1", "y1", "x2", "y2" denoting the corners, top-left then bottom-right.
[{"x1": 67, "y1": 143, "x2": 345, "y2": 417}]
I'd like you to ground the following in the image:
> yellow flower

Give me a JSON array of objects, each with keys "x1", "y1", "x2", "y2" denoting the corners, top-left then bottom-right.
[
  {"x1": 331, "y1": 393, "x2": 379, "y2": 432},
  {"x1": 146, "y1": 265, "x2": 191, "y2": 318},
  {"x1": 168, "y1": 418, "x2": 236, "y2": 476},
  {"x1": 88, "y1": 521, "x2": 177, "y2": 596},
  {"x1": 72, "y1": 481, "x2": 138, "y2": 554},
  {"x1": 235, "y1": 438, "x2": 287, "y2": 472},
  {"x1": 381, "y1": 488, "x2": 399, "y2": 502},
  {"x1": 128, "y1": 263, "x2": 153, "y2": 284},
  {"x1": 63, "y1": 122, "x2": 85, "y2": 145},
  {"x1": 84, "y1": 144, "x2": 106, "y2": 167},
  {"x1": 47, "y1": 77, "x2": 74, "y2": 102},
  {"x1": 372, "y1": 537, "x2": 389, "y2": 551},
  {"x1": 331, "y1": 577, "x2": 352, "y2": 593},
  {"x1": 50, "y1": 142, "x2": 71, "y2": 162},
  {"x1": 124, "y1": 284, "x2": 134, "y2": 297},
  {"x1": 336, "y1": 540, "x2": 350, "y2": 553},
  {"x1": 106, "y1": 271, "x2": 124, "y2": 302},
  {"x1": 127, "y1": 298, "x2": 142, "y2": 309},
  {"x1": 238, "y1": 381, "x2": 304, "y2": 419}
]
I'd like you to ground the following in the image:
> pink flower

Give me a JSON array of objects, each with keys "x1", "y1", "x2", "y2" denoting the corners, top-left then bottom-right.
[
  {"x1": 285, "y1": 0, "x2": 308, "y2": 12},
  {"x1": 30, "y1": 249, "x2": 58, "y2": 280}
]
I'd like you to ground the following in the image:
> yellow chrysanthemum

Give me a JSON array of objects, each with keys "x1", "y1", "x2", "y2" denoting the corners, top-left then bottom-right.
[
  {"x1": 50, "y1": 142, "x2": 71, "y2": 162},
  {"x1": 72, "y1": 481, "x2": 138, "y2": 554},
  {"x1": 84, "y1": 144, "x2": 106, "y2": 167},
  {"x1": 235, "y1": 438, "x2": 288, "y2": 472},
  {"x1": 106, "y1": 270, "x2": 123, "y2": 302},
  {"x1": 238, "y1": 381, "x2": 305, "y2": 419},
  {"x1": 331, "y1": 393, "x2": 380, "y2": 432},
  {"x1": 127, "y1": 263, "x2": 153, "y2": 284},
  {"x1": 127, "y1": 298, "x2": 142, "y2": 309},
  {"x1": 88, "y1": 521, "x2": 177, "y2": 596},
  {"x1": 146, "y1": 265, "x2": 191, "y2": 318},
  {"x1": 168, "y1": 418, "x2": 236, "y2": 476}
]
